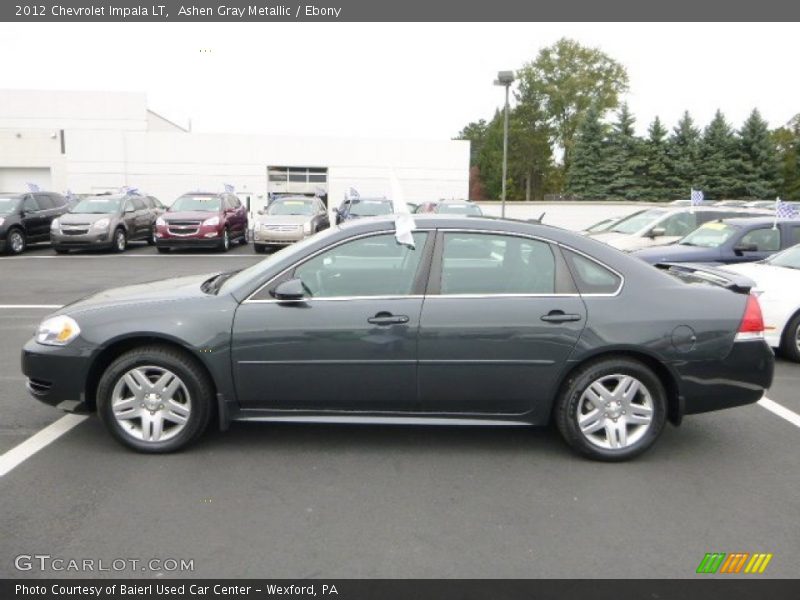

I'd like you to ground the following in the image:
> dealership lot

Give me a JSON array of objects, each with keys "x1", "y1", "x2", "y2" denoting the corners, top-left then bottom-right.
[{"x1": 1, "y1": 242, "x2": 799, "y2": 578}]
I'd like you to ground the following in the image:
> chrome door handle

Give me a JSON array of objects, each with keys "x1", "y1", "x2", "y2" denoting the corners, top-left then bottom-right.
[
  {"x1": 368, "y1": 313, "x2": 410, "y2": 326},
  {"x1": 540, "y1": 311, "x2": 582, "y2": 323}
]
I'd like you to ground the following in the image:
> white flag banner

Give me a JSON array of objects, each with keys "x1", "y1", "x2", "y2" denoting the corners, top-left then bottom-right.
[{"x1": 388, "y1": 171, "x2": 416, "y2": 248}]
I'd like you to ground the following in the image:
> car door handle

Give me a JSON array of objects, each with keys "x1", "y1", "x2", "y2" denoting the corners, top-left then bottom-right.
[
  {"x1": 540, "y1": 311, "x2": 582, "y2": 323},
  {"x1": 368, "y1": 312, "x2": 409, "y2": 326}
]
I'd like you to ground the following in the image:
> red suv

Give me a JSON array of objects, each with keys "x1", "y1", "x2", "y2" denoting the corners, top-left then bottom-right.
[{"x1": 155, "y1": 192, "x2": 248, "y2": 253}]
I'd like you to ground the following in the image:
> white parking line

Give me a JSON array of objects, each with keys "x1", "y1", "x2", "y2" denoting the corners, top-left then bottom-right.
[
  {"x1": 759, "y1": 397, "x2": 800, "y2": 429},
  {"x1": 0, "y1": 414, "x2": 88, "y2": 478},
  {"x1": 0, "y1": 305, "x2": 63, "y2": 309}
]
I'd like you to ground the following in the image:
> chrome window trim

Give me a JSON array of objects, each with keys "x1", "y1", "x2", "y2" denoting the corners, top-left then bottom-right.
[{"x1": 242, "y1": 226, "x2": 625, "y2": 303}]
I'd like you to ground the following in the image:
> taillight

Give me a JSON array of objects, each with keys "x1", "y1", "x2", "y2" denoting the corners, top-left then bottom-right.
[{"x1": 735, "y1": 294, "x2": 765, "y2": 341}]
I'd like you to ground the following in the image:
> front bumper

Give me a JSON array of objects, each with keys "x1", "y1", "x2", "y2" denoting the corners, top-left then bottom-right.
[
  {"x1": 677, "y1": 339, "x2": 774, "y2": 415},
  {"x1": 52, "y1": 230, "x2": 113, "y2": 248},
  {"x1": 21, "y1": 338, "x2": 93, "y2": 412},
  {"x1": 252, "y1": 227, "x2": 305, "y2": 244}
]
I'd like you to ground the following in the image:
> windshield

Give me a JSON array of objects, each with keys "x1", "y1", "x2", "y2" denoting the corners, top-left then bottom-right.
[
  {"x1": 170, "y1": 196, "x2": 221, "y2": 212},
  {"x1": 766, "y1": 244, "x2": 800, "y2": 269},
  {"x1": 608, "y1": 209, "x2": 666, "y2": 234},
  {"x1": 348, "y1": 199, "x2": 393, "y2": 217},
  {"x1": 71, "y1": 197, "x2": 122, "y2": 214},
  {"x1": 0, "y1": 197, "x2": 21, "y2": 215},
  {"x1": 679, "y1": 222, "x2": 739, "y2": 248},
  {"x1": 437, "y1": 203, "x2": 482, "y2": 215},
  {"x1": 267, "y1": 199, "x2": 315, "y2": 216}
]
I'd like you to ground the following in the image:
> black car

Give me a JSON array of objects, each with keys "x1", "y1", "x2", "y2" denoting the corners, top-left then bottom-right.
[
  {"x1": 22, "y1": 215, "x2": 773, "y2": 460},
  {"x1": 335, "y1": 197, "x2": 394, "y2": 223},
  {"x1": 0, "y1": 191, "x2": 71, "y2": 254}
]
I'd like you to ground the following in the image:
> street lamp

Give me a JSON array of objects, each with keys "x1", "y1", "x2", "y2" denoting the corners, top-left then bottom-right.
[{"x1": 494, "y1": 70, "x2": 514, "y2": 218}]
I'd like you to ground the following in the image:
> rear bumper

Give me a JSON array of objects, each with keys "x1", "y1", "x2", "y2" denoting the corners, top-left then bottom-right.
[
  {"x1": 21, "y1": 338, "x2": 92, "y2": 411},
  {"x1": 677, "y1": 340, "x2": 774, "y2": 415}
]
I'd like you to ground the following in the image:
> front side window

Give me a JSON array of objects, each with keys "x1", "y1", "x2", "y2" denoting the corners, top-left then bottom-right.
[
  {"x1": 739, "y1": 228, "x2": 780, "y2": 252},
  {"x1": 22, "y1": 196, "x2": 40, "y2": 212},
  {"x1": 439, "y1": 233, "x2": 555, "y2": 295},
  {"x1": 659, "y1": 212, "x2": 697, "y2": 237},
  {"x1": 293, "y1": 232, "x2": 428, "y2": 298}
]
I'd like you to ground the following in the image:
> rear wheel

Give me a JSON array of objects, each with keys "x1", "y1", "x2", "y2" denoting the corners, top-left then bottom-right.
[
  {"x1": 6, "y1": 228, "x2": 26, "y2": 255},
  {"x1": 97, "y1": 346, "x2": 213, "y2": 453},
  {"x1": 555, "y1": 357, "x2": 666, "y2": 461},
  {"x1": 781, "y1": 313, "x2": 800, "y2": 363}
]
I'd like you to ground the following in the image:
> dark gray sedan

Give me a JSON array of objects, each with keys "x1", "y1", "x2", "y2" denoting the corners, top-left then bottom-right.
[{"x1": 22, "y1": 215, "x2": 774, "y2": 460}]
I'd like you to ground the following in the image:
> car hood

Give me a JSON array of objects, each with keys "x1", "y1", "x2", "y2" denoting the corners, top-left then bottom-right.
[
  {"x1": 163, "y1": 211, "x2": 219, "y2": 221},
  {"x1": 59, "y1": 273, "x2": 217, "y2": 316},
  {"x1": 60, "y1": 212, "x2": 115, "y2": 224},
  {"x1": 588, "y1": 232, "x2": 645, "y2": 250},
  {"x1": 254, "y1": 214, "x2": 310, "y2": 226},
  {"x1": 632, "y1": 244, "x2": 721, "y2": 264}
]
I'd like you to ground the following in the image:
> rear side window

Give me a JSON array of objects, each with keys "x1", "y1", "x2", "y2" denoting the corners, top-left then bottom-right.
[
  {"x1": 563, "y1": 249, "x2": 622, "y2": 295},
  {"x1": 740, "y1": 228, "x2": 780, "y2": 252},
  {"x1": 440, "y1": 233, "x2": 555, "y2": 295},
  {"x1": 791, "y1": 226, "x2": 800, "y2": 245}
]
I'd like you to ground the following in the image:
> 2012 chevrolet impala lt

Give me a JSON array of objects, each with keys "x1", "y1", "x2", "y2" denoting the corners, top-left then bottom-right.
[{"x1": 21, "y1": 215, "x2": 774, "y2": 460}]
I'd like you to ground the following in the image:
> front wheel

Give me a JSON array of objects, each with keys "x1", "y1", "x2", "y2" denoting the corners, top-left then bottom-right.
[
  {"x1": 147, "y1": 228, "x2": 157, "y2": 245},
  {"x1": 156, "y1": 246, "x2": 170, "y2": 254},
  {"x1": 112, "y1": 228, "x2": 127, "y2": 253},
  {"x1": 218, "y1": 228, "x2": 230, "y2": 252},
  {"x1": 781, "y1": 313, "x2": 800, "y2": 363},
  {"x1": 6, "y1": 228, "x2": 26, "y2": 255},
  {"x1": 555, "y1": 358, "x2": 666, "y2": 461},
  {"x1": 97, "y1": 346, "x2": 213, "y2": 453}
]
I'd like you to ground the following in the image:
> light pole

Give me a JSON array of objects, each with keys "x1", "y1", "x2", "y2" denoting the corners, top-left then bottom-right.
[{"x1": 494, "y1": 70, "x2": 514, "y2": 218}]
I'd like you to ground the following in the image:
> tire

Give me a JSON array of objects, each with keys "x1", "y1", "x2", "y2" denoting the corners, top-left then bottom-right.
[
  {"x1": 96, "y1": 345, "x2": 213, "y2": 453},
  {"x1": 6, "y1": 228, "x2": 26, "y2": 255},
  {"x1": 147, "y1": 228, "x2": 156, "y2": 246},
  {"x1": 156, "y1": 246, "x2": 170, "y2": 254},
  {"x1": 218, "y1": 228, "x2": 230, "y2": 252},
  {"x1": 54, "y1": 247, "x2": 69, "y2": 255},
  {"x1": 781, "y1": 313, "x2": 800, "y2": 363},
  {"x1": 112, "y1": 227, "x2": 127, "y2": 253},
  {"x1": 554, "y1": 357, "x2": 667, "y2": 461},
  {"x1": 254, "y1": 244, "x2": 267, "y2": 254}
]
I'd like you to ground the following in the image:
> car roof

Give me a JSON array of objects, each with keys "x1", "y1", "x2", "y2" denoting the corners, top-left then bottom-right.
[
  {"x1": 0, "y1": 193, "x2": 24, "y2": 198},
  {"x1": 84, "y1": 193, "x2": 129, "y2": 201},
  {"x1": 179, "y1": 192, "x2": 222, "y2": 197},
  {"x1": 712, "y1": 216, "x2": 800, "y2": 226}
]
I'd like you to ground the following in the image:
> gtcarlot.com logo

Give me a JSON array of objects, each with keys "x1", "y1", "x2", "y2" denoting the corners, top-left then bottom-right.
[{"x1": 696, "y1": 552, "x2": 773, "y2": 574}]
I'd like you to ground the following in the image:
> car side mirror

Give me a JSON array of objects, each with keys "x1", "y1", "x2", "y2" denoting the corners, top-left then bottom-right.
[
  {"x1": 272, "y1": 278, "x2": 306, "y2": 301},
  {"x1": 733, "y1": 243, "x2": 758, "y2": 254},
  {"x1": 649, "y1": 227, "x2": 666, "y2": 238}
]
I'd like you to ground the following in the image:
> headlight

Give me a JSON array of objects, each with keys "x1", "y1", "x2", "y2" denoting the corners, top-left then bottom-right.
[
  {"x1": 92, "y1": 218, "x2": 110, "y2": 230},
  {"x1": 303, "y1": 222, "x2": 313, "y2": 234},
  {"x1": 35, "y1": 315, "x2": 81, "y2": 346},
  {"x1": 50, "y1": 218, "x2": 60, "y2": 230},
  {"x1": 202, "y1": 216, "x2": 220, "y2": 227},
  {"x1": 156, "y1": 217, "x2": 166, "y2": 227}
]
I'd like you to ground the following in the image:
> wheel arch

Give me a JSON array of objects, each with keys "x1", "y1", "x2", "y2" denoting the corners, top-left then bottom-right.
[
  {"x1": 553, "y1": 348, "x2": 683, "y2": 426},
  {"x1": 84, "y1": 335, "x2": 218, "y2": 412}
]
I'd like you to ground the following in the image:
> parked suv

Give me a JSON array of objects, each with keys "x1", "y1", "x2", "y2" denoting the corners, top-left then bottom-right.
[
  {"x1": 252, "y1": 196, "x2": 329, "y2": 253},
  {"x1": 589, "y1": 207, "x2": 769, "y2": 251},
  {"x1": 51, "y1": 192, "x2": 162, "y2": 253},
  {"x1": 155, "y1": 192, "x2": 247, "y2": 253},
  {"x1": 0, "y1": 191, "x2": 70, "y2": 254}
]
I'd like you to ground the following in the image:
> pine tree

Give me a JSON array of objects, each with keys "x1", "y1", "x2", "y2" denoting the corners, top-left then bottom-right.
[
  {"x1": 606, "y1": 104, "x2": 645, "y2": 200},
  {"x1": 641, "y1": 116, "x2": 670, "y2": 201},
  {"x1": 566, "y1": 105, "x2": 612, "y2": 199},
  {"x1": 775, "y1": 115, "x2": 800, "y2": 200},
  {"x1": 736, "y1": 109, "x2": 781, "y2": 199},
  {"x1": 698, "y1": 110, "x2": 742, "y2": 199},
  {"x1": 666, "y1": 111, "x2": 701, "y2": 199}
]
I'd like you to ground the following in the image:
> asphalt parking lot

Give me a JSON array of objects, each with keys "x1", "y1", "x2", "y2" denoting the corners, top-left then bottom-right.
[{"x1": 1, "y1": 240, "x2": 799, "y2": 579}]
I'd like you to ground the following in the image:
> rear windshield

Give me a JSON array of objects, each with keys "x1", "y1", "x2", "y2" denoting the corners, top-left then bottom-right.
[
  {"x1": 608, "y1": 209, "x2": 666, "y2": 234},
  {"x1": 0, "y1": 197, "x2": 20, "y2": 214},
  {"x1": 348, "y1": 199, "x2": 393, "y2": 217},
  {"x1": 268, "y1": 199, "x2": 315, "y2": 216},
  {"x1": 679, "y1": 222, "x2": 738, "y2": 248},
  {"x1": 170, "y1": 196, "x2": 221, "y2": 212},
  {"x1": 71, "y1": 197, "x2": 122, "y2": 214}
]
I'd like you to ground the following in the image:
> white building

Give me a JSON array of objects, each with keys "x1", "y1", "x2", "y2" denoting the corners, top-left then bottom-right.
[{"x1": 0, "y1": 90, "x2": 469, "y2": 213}]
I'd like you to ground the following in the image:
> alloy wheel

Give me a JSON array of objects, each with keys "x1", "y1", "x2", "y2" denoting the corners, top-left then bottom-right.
[
  {"x1": 9, "y1": 230, "x2": 25, "y2": 254},
  {"x1": 576, "y1": 374, "x2": 654, "y2": 450},
  {"x1": 223, "y1": 229, "x2": 230, "y2": 250},
  {"x1": 115, "y1": 229, "x2": 126, "y2": 251},
  {"x1": 110, "y1": 366, "x2": 192, "y2": 443},
  {"x1": 795, "y1": 323, "x2": 800, "y2": 355}
]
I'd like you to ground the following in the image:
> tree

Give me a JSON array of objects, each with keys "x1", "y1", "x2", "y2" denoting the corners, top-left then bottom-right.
[
  {"x1": 640, "y1": 116, "x2": 670, "y2": 201},
  {"x1": 666, "y1": 111, "x2": 702, "y2": 199},
  {"x1": 456, "y1": 120, "x2": 489, "y2": 166},
  {"x1": 606, "y1": 104, "x2": 646, "y2": 200},
  {"x1": 734, "y1": 109, "x2": 781, "y2": 199},
  {"x1": 698, "y1": 110, "x2": 742, "y2": 199},
  {"x1": 566, "y1": 104, "x2": 613, "y2": 199},
  {"x1": 516, "y1": 37, "x2": 629, "y2": 172},
  {"x1": 508, "y1": 84, "x2": 555, "y2": 200},
  {"x1": 774, "y1": 114, "x2": 800, "y2": 200}
]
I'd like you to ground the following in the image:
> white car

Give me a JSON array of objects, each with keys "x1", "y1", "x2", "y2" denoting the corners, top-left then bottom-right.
[
  {"x1": 589, "y1": 207, "x2": 769, "y2": 252},
  {"x1": 723, "y1": 244, "x2": 800, "y2": 362}
]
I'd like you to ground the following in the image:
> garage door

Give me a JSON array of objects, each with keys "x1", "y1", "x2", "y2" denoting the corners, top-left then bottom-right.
[{"x1": 0, "y1": 167, "x2": 52, "y2": 193}]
